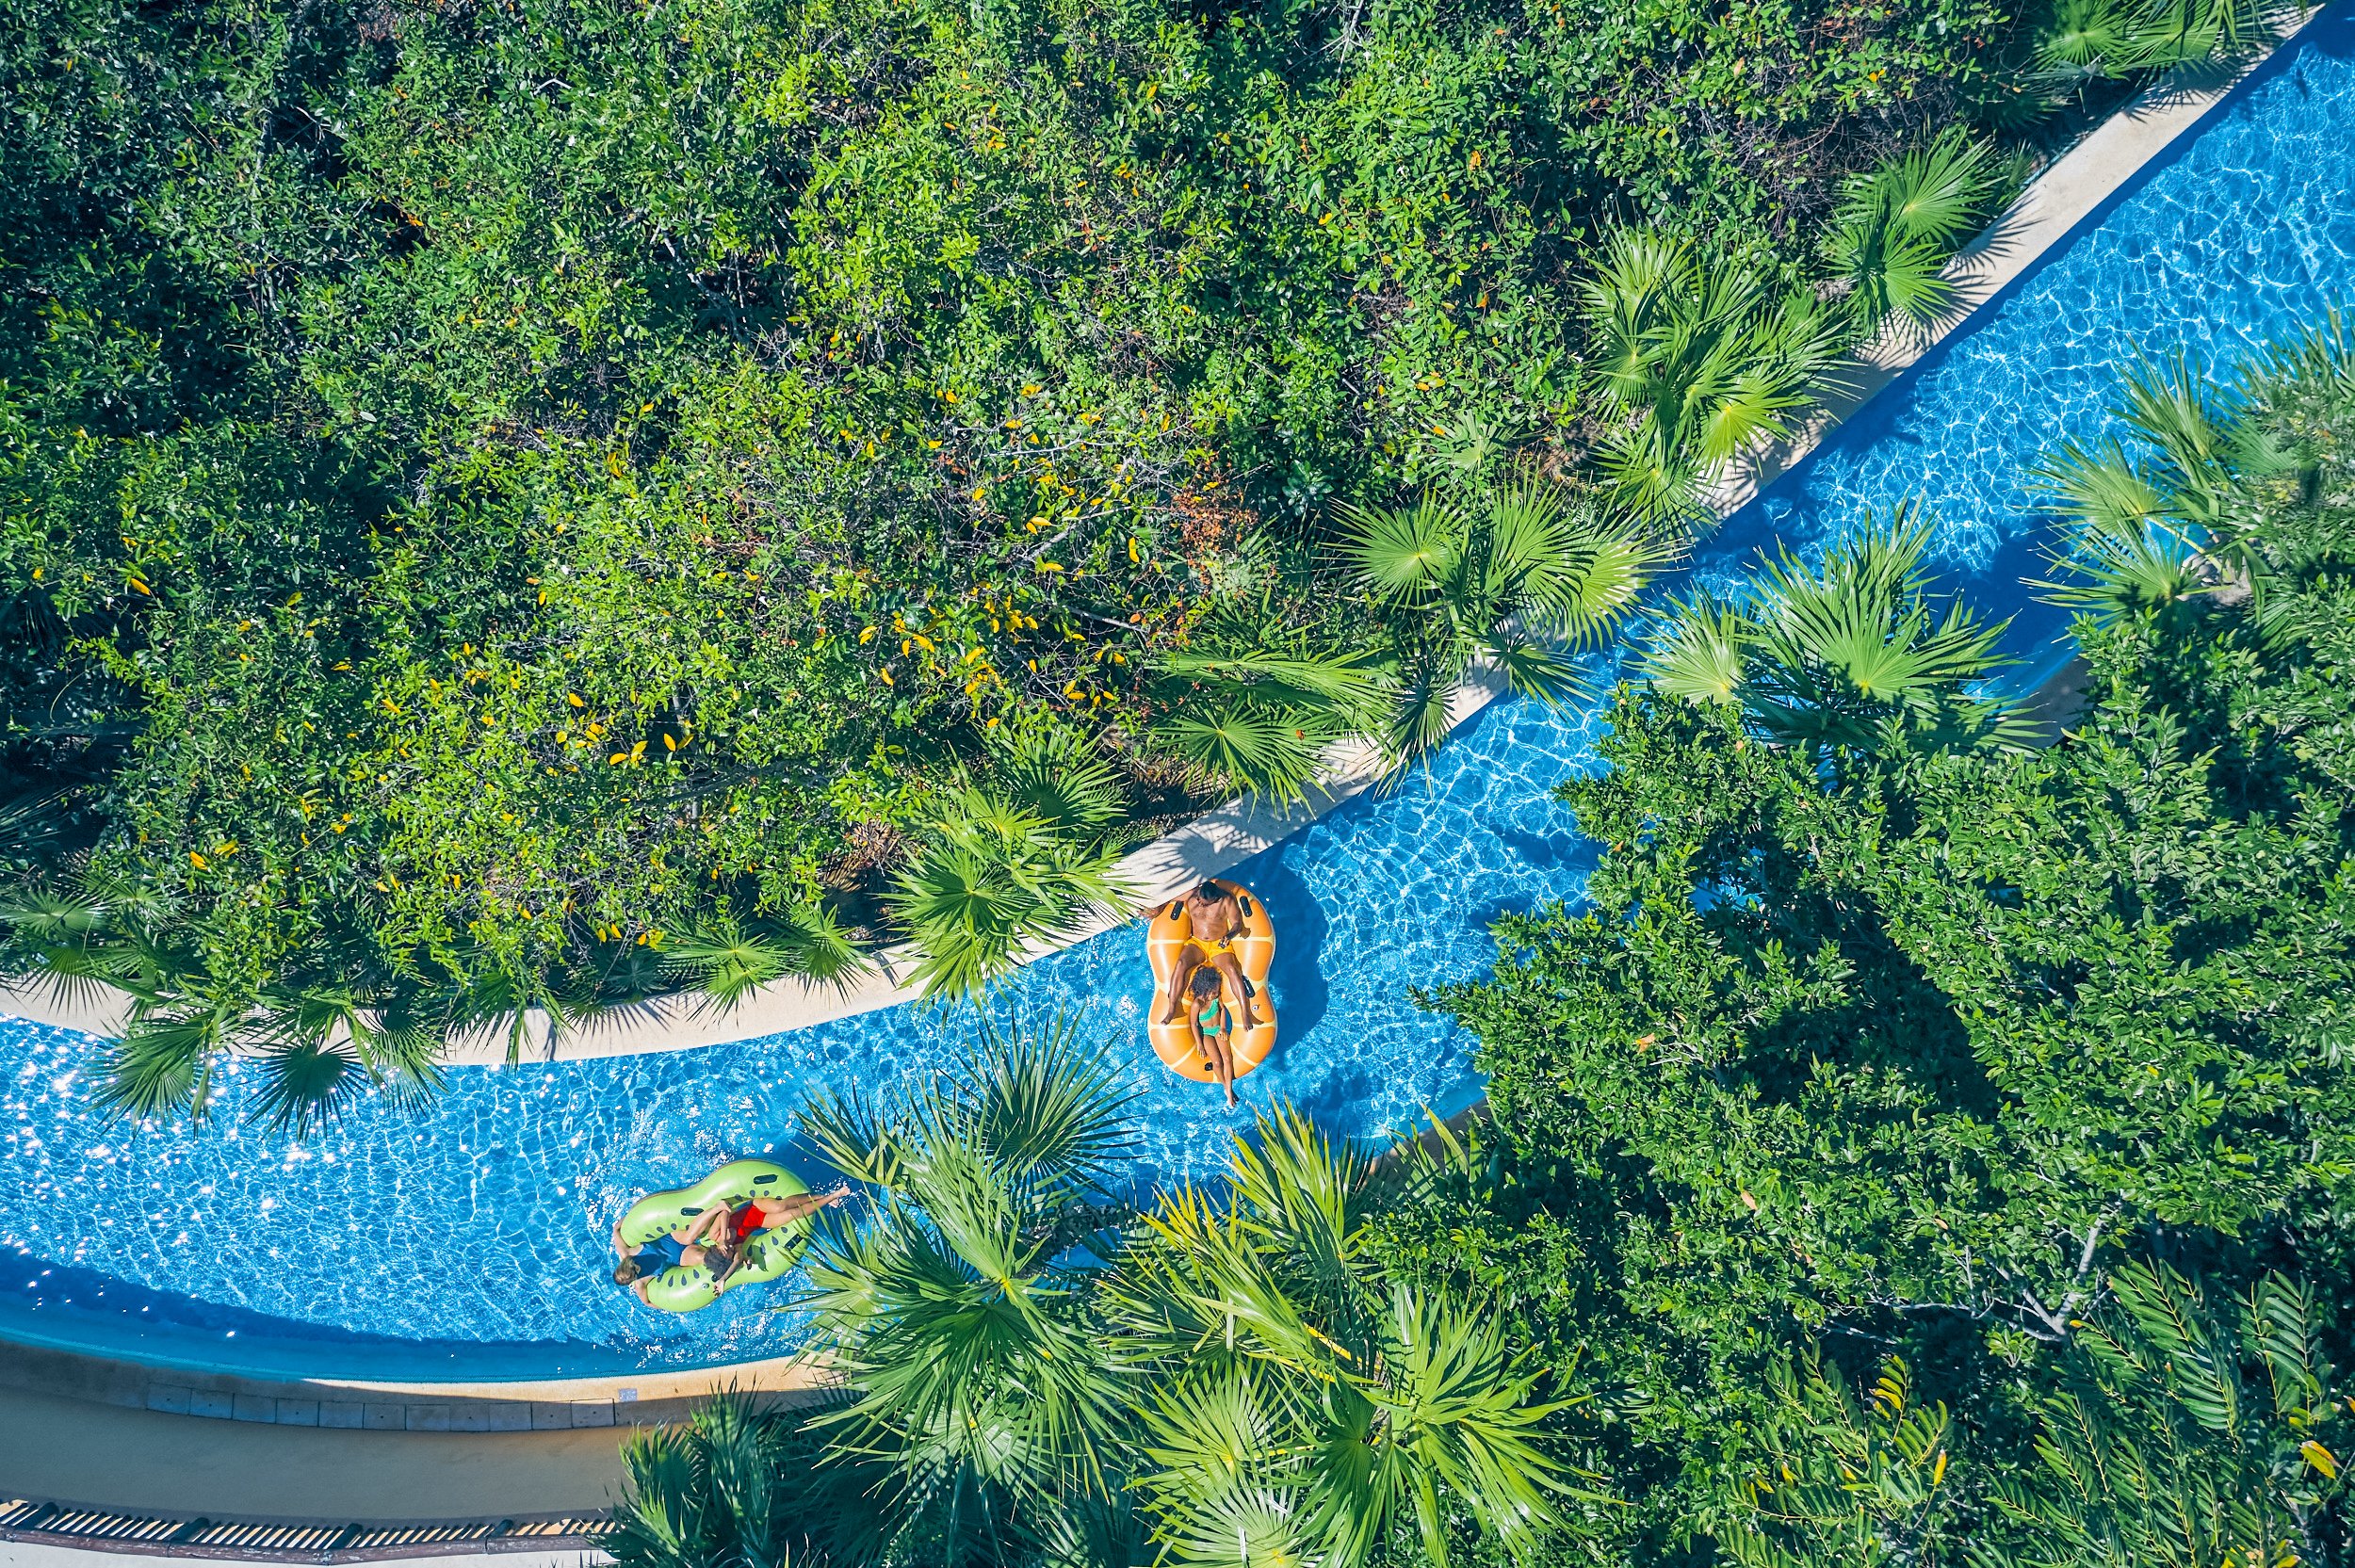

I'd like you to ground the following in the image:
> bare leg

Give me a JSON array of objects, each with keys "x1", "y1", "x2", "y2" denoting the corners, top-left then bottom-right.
[
  {"x1": 1161, "y1": 946, "x2": 1206, "y2": 1023},
  {"x1": 1209, "y1": 1027, "x2": 1239, "y2": 1107},
  {"x1": 757, "y1": 1188, "x2": 848, "y2": 1228},
  {"x1": 1209, "y1": 950, "x2": 1259, "y2": 1027}
]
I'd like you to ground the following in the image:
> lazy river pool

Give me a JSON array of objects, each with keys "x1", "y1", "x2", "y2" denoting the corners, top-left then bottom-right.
[{"x1": 6, "y1": 6, "x2": 2354, "y2": 1381}]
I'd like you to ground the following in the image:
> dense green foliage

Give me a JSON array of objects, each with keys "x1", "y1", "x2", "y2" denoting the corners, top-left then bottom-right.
[
  {"x1": 1372, "y1": 332, "x2": 2355, "y2": 1562},
  {"x1": 15, "y1": 0, "x2": 2253, "y2": 1111},
  {"x1": 598, "y1": 331, "x2": 2355, "y2": 1567}
]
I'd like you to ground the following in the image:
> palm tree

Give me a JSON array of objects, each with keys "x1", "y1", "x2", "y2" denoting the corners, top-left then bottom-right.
[
  {"x1": 1337, "y1": 477, "x2": 1667, "y2": 770},
  {"x1": 887, "y1": 793, "x2": 1133, "y2": 1003},
  {"x1": 2030, "y1": 351, "x2": 2306, "y2": 628},
  {"x1": 2036, "y1": 0, "x2": 2277, "y2": 89},
  {"x1": 885, "y1": 723, "x2": 1135, "y2": 1001},
  {"x1": 2, "y1": 876, "x2": 447, "y2": 1131},
  {"x1": 661, "y1": 900, "x2": 865, "y2": 1016},
  {"x1": 795, "y1": 1021, "x2": 1141, "y2": 1552},
  {"x1": 1110, "y1": 1108, "x2": 1585, "y2": 1568},
  {"x1": 606, "y1": 1392, "x2": 874, "y2": 1568},
  {"x1": 1643, "y1": 514, "x2": 2032, "y2": 758},
  {"x1": 1822, "y1": 131, "x2": 2001, "y2": 339},
  {"x1": 1580, "y1": 231, "x2": 1847, "y2": 520},
  {"x1": 1145, "y1": 645, "x2": 1395, "y2": 806}
]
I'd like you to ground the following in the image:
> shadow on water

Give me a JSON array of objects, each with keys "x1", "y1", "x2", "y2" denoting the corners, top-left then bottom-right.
[
  {"x1": 1246, "y1": 852, "x2": 1331, "y2": 1049},
  {"x1": 1460, "y1": 829, "x2": 1603, "y2": 934},
  {"x1": 1494, "y1": 827, "x2": 1596, "y2": 876}
]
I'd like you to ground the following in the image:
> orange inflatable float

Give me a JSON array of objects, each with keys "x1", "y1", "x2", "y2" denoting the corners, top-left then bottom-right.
[{"x1": 1145, "y1": 879, "x2": 1277, "y2": 1083}]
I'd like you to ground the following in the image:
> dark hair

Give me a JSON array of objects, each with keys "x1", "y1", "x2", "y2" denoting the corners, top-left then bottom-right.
[
  {"x1": 1194, "y1": 881, "x2": 1224, "y2": 901},
  {"x1": 612, "y1": 1256, "x2": 644, "y2": 1285},
  {"x1": 1190, "y1": 965, "x2": 1223, "y2": 996}
]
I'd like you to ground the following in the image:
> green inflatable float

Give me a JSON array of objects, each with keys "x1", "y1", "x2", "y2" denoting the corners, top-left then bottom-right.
[{"x1": 613, "y1": 1159, "x2": 815, "y2": 1314}]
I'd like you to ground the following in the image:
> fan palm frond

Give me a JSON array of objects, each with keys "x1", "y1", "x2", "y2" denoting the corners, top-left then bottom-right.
[
  {"x1": 965, "y1": 1016, "x2": 1137, "y2": 1210},
  {"x1": 888, "y1": 792, "x2": 1134, "y2": 1001},
  {"x1": 94, "y1": 1010, "x2": 227, "y2": 1122},
  {"x1": 249, "y1": 1037, "x2": 367, "y2": 1136},
  {"x1": 799, "y1": 1026, "x2": 1136, "y2": 1524},
  {"x1": 606, "y1": 1395, "x2": 836, "y2": 1568},
  {"x1": 661, "y1": 902, "x2": 868, "y2": 1016},
  {"x1": 1336, "y1": 493, "x2": 1471, "y2": 606},
  {"x1": 1746, "y1": 521, "x2": 2020, "y2": 753},
  {"x1": 1115, "y1": 1105, "x2": 1584, "y2": 1568},
  {"x1": 1656, "y1": 515, "x2": 2023, "y2": 759},
  {"x1": 1487, "y1": 481, "x2": 1670, "y2": 647},
  {"x1": 1826, "y1": 131, "x2": 1998, "y2": 335},
  {"x1": 1583, "y1": 229, "x2": 1844, "y2": 515},
  {"x1": 1154, "y1": 709, "x2": 1335, "y2": 806},
  {"x1": 2033, "y1": 513, "x2": 2208, "y2": 624},
  {"x1": 1643, "y1": 592, "x2": 1751, "y2": 707},
  {"x1": 990, "y1": 721, "x2": 1127, "y2": 836}
]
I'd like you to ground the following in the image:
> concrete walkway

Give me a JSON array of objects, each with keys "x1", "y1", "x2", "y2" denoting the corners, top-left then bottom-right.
[
  {"x1": 1, "y1": 1544, "x2": 598, "y2": 1568},
  {"x1": 0, "y1": 1384, "x2": 621, "y2": 1529}
]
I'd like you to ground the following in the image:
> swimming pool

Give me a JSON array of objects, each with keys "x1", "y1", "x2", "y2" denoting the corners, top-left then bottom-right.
[{"x1": 5, "y1": 6, "x2": 2353, "y2": 1381}]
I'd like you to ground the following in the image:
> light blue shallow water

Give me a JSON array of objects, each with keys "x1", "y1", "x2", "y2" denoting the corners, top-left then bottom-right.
[{"x1": 4, "y1": 7, "x2": 2352, "y2": 1380}]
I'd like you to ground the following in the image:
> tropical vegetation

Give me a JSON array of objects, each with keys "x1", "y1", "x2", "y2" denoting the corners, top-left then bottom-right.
[
  {"x1": 608, "y1": 1026, "x2": 1581, "y2": 1567},
  {"x1": 610, "y1": 325, "x2": 2355, "y2": 1566},
  {"x1": 1, "y1": 0, "x2": 2287, "y2": 1120}
]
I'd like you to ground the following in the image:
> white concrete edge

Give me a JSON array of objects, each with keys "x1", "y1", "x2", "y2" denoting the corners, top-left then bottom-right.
[
  {"x1": 0, "y1": 13, "x2": 2319, "y2": 1059},
  {"x1": 0, "y1": 1546, "x2": 606, "y2": 1568}
]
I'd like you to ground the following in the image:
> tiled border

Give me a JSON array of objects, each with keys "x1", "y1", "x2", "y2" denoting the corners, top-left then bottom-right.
[{"x1": 0, "y1": 1337, "x2": 828, "y2": 1435}]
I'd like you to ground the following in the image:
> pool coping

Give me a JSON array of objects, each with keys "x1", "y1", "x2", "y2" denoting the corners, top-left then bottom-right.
[
  {"x1": 1, "y1": 9, "x2": 2322, "y2": 1065},
  {"x1": 0, "y1": 1335, "x2": 832, "y2": 1433}
]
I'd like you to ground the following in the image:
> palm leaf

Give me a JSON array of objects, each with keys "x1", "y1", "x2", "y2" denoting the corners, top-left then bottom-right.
[
  {"x1": 1336, "y1": 493, "x2": 1470, "y2": 606},
  {"x1": 1643, "y1": 592, "x2": 1751, "y2": 706},
  {"x1": 95, "y1": 1010, "x2": 225, "y2": 1121},
  {"x1": 990, "y1": 722, "x2": 1127, "y2": 836},
  {"x1": 1152, "y1": 707, "x2": 1336, "y2": 807}
]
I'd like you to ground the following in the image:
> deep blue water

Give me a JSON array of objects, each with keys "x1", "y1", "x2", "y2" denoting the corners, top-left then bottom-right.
[{"x1": 5, "y1": 6, "x2": 2353, "y2": 1380}]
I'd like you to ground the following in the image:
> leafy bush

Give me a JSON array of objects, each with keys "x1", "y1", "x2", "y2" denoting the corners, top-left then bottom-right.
[{"x1": 1378, "y1": 331, "x2": 2355, "y2": 1558}]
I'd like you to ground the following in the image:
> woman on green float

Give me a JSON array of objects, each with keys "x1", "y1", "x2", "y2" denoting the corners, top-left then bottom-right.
[{"x1": 609, "y1": 1160, "x2": 851, "y2": 1312}]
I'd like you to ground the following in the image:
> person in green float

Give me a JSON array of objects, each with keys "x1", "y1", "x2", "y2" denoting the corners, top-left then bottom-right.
[{"x1": 609, "y1": 1186, "x2": 852, "y2": 1302}]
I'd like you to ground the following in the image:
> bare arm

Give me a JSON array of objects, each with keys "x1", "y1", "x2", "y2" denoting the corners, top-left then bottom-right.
[{"x1": 677, "y1": 1206, "x2": 729, "y2": 1246}]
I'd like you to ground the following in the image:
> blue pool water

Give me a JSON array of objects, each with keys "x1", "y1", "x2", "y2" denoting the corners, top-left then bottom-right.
[{"x1": 5, "y1": 6, "x2": 2353, "y2": 1380}]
